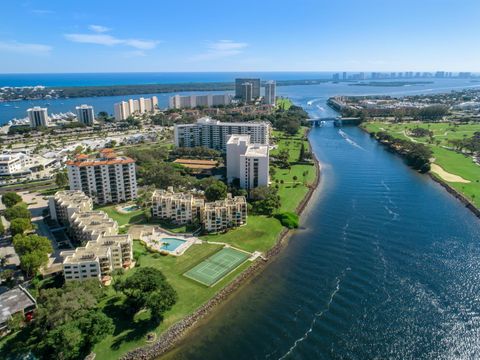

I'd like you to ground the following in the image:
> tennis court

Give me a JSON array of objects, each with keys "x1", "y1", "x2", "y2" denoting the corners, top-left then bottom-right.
[{"x1": 184, "y1": 247, "x2": 250, "y2": 286}]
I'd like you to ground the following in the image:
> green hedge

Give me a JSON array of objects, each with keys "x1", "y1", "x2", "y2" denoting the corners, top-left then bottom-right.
[{"x1": 275, "y1": 212, "x2": 299, "y2": 229}]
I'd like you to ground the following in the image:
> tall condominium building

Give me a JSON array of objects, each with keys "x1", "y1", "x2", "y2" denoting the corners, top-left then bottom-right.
[
  {"x1": 235, "y1": 78, "x2": 261, "y2": 100},
  {"x1": 75, "y1": 104, "x2": 95, "y2": 125},
  {"x1": 66, "y1": 149, "x2": 137, "y2": 204},
  {"x1": 202, "y1": 194, "x2": 247, "y2": 233},
  {"x1": 169, "y1": 94, "x2": 232, "y2": 109},
  {"x1": 27, "y1": 107, "x2": 49, "y2": 128},
  {"x1": 264, "y1": 80, "x2": 276, "y2": 106},
  {"x1": 226, "y1": 135, "x2": 269, "y2": 189},
  {"x1": 174, "y1": 117, "x2": 270, "y2": 151},
  {"x1": 113, "y1": 96, "x2": 158, "y2": 120},
  {"x1": 241, "y1": 82, "x2": 253, "y2": 103},
  {"x1": 151, "y1": 187, "x2": 205, "y2": 224},
  {"x1": 49, "y1": 190, "x2": 93, "y2": 226}
]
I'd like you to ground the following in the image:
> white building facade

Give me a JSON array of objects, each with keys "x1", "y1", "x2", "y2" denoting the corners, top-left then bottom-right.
[
  {"x1": 66, "y1": 149, "x2": 137, "y2": 204},
  {"x1": 264, "y1": 80, "x2": 276, "y2": 106},
  {"x1": 75, "y1": 104, "x2": 95, "y2": 125},
  {"x1": 27, "y1": 107, "x2": 49, "y2": 128},
  {"x1": 169, "y1": 94, "x2": 232, "y2": 109},
  {"x1": 113, "y1": 96, "x2": 158, "y2": 120},
  {"x1": 174, "y1": 117, "x2": 270, "y2": 151},
  {"x1": 0, "y1": 153, "x2": 33, "y2": 175},
  {"x1": 226, "y1": 135, "x2": 269, "y2": 190}
]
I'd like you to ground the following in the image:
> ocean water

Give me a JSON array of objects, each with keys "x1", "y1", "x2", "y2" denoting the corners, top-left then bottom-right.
[{"x1": 1, "y1": 76, "x2": 479, "y2": 126}]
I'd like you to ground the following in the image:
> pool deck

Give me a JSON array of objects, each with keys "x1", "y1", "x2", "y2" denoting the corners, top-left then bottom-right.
[{"x1": 137, "y1": 226, "x2": 201, "y2": 256}]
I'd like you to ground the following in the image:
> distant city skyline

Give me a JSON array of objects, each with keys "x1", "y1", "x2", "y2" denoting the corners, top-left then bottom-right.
[{"x1": 1, "y1": 0, "x2": 480, "y2": 73}]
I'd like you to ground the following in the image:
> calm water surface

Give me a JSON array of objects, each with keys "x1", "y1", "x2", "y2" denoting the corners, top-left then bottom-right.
[{"x1": 162, "y1": 88, "x2": 480, "y2": 359}]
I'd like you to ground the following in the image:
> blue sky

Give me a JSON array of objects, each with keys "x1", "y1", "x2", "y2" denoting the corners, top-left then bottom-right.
[{"x1": 0, "y1": 0, "x2": 479, "y2": 73}]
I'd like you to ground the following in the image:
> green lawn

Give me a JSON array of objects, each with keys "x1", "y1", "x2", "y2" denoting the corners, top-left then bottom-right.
[
  {"x1": 201, "y1": 215, "x2": 283, "y2": 253},
  {"x1": 93, "y1": 241, "x2": 251, "y2": 359},
  {"x1": 1, "y1": 128, "x2": 318, "y2": 360},
  {"x1": 95, "y1": 204, "x2": 146, "y2": 226},
  {"x1": 362, "y1": 121, "x2": 480, "y2": 208}
]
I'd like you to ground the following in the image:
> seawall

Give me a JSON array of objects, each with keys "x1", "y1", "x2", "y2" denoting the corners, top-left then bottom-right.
[{"x1": 120, "y1": 131, "x2": 321, "y2": 360}]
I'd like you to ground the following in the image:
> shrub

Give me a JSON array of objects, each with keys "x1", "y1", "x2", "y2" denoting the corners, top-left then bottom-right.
[{"x1": 275, "y1": 212, "x2": 299, "y2": 229}]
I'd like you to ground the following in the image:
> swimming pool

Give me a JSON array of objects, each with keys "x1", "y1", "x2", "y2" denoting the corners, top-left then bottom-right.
[
  {"x1": 160, "y1": 238, "x2": 186, "y2": 252},
  {"x1": 122, "y1": 205, "x2": 140, "y2": 212}
]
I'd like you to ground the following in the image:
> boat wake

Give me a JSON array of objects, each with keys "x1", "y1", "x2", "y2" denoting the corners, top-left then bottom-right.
[
  {"x1": 278, "y1": 269, "x2": 350, "y2": 360},
  {"x1": 338, "y1": 130, "x2": 366, "y2": 151}
]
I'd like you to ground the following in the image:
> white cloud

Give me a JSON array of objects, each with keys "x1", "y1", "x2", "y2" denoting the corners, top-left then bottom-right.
[
  {"x1": 64, "y1": 33, "x2": 122, "y2": 46},
  {"x1": 191, "y1": 40, "x2": 248, "y2": 61},
  {"x1": 64, "y1": 32, "x2": 160, "y2": 50},
  {"x1": 0, "y1": 40, "x2": 52, "y2": 55},
  {"x1": 88, "y1": 25, "x2": 111, "y2": 33}
]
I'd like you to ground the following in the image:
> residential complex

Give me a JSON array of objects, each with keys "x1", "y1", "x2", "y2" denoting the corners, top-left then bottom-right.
[
  {"x1": 75, "y1": 104, "x2": 95, "y2": 125},
  {"x1": 50, "y1": 190, "x2": 133, "y2": 282},
  {"x1": 202, "y1": 194, "x2": 248, "y2": 233},
  {"x1": 151, "y1": 188, "x2": 247, "y2": 233},
  {"x1": 48, "y1": 190, "x2": 93, "y2": 226},
  {"x1": 0, "y1": 152, "x2": 33, "y2": 176},
  {"x1": 61, "y1": 234, "x2": 133, "y2": 282},
  {"x1": 66, "y1": 148, "x2": 137, "y2": 205},
  {"x1": 235, "y1": 78, "x2": 261, "y2": 100},
  {"x1": 264, "y1": 80, "x2": 276, "y2": 106},
  {"x1": 113, "y1": 96, "x2": 158, "y2": 120},
  {"x1": 174, "y1": 117, "x2": 270, "y2": 151},
  {"x1": 151, "y1": 187, "x2": 204, "y2": 224},
  {"x1": 226, "y1": 135, "x2": 269, "y2": 189},
  {"x1": 27, "y1": 106, "x2": 49, "y2": 128},
  {"x1": 169, "y1": 93, "x2": 232, "y2": 109}
]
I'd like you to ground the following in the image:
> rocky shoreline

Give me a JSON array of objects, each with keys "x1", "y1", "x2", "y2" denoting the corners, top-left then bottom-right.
[
  {"x1": 359, "y1": 125, "x2": 479, "y2": 220},
  {"x1": 120, "y1": 133, "x2": 321, "y2": 360},
  {"x1": 428, "y1": 173, "x2": 480, "y2": 219}
]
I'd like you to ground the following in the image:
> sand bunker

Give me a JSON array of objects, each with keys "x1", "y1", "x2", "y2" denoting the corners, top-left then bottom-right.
[{"x1": 430, "y1": 163, "x2": 471, "y2": 183}]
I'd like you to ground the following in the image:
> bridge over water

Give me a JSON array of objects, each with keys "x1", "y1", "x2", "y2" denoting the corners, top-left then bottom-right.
[{"x1": 307, "y1": 117, "x2": 361, "y2": 127}]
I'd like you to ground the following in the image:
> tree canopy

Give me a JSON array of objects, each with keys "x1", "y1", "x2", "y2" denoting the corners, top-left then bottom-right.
[
  {"x1": 1, "y1": 192, "x2": 22, "y2": 208},
  {"x1": 249, "y1": 186, "x2": 281, "y2": 216},
  {"x1": 205, "y1": 181, "x2": 228, "y2": 202},
  {"x1": 117, "y1": 267, "x2": 177, "y2": 320},
  {"x1": 4, "y1": 203, "x2": 31, "y2": 221},
  {"x1": 13, "y1": 234, "x2": 52, "y2": 277},
  {"x1": 9, "y1": 218, "x2": 33, "y2": 236}
]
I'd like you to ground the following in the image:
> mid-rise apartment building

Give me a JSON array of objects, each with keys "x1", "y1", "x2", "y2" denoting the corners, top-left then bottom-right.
[
  {"x1": 151, "y1": 189, "x2": 247, "y2": 233},
  {"x1": 66, "y1": 149, "x2": 137, "y2": 204},
  {"x1": 61, "y1": 234, "x2": 133, "y2": 281},
  {"x1": 174, "y1": 117, "x2": 270, "y2": 151},
  {"x1": 0, "y1": 153, "x2": 32, "y2": 175},
  {"x1": 69, "y1": 211, "x2": 118, "y2": 244},
  {"x1": 202, "y1": 194, "x2": 247, "y2": 233},
  {"x1": 27, "y1": 107, "x2": 49, "y2": 128},
  {"x1": 75, "y1": 104, "x2": 95, "y2": 125},
  {"x1": 226, "y1": 135, "x2": 269, "y2": 189},
  {"x1": 48, "y1": 190, "x2": 93, "y2": 226},
  {"x1": 169, "y1": 94, "x2": 232, "y2": 109},
  {"x1": 113, "y1": 96, "x2": 158, "y2": 120},
  {"x1": 151, "y1": 187, "x2": 204, "y2": 224}
]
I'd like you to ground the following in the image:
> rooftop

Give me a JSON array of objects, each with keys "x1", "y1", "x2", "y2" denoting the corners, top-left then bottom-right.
[
  {"x1": 245, "y1": 144, "x2": 269, "y2": 157},
  {"x1": 0, "y1": 287, "x2": 36, "y2": 325},
  {"x1": 173, "y1": 158, "x2": 218, "y2": 170}
]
